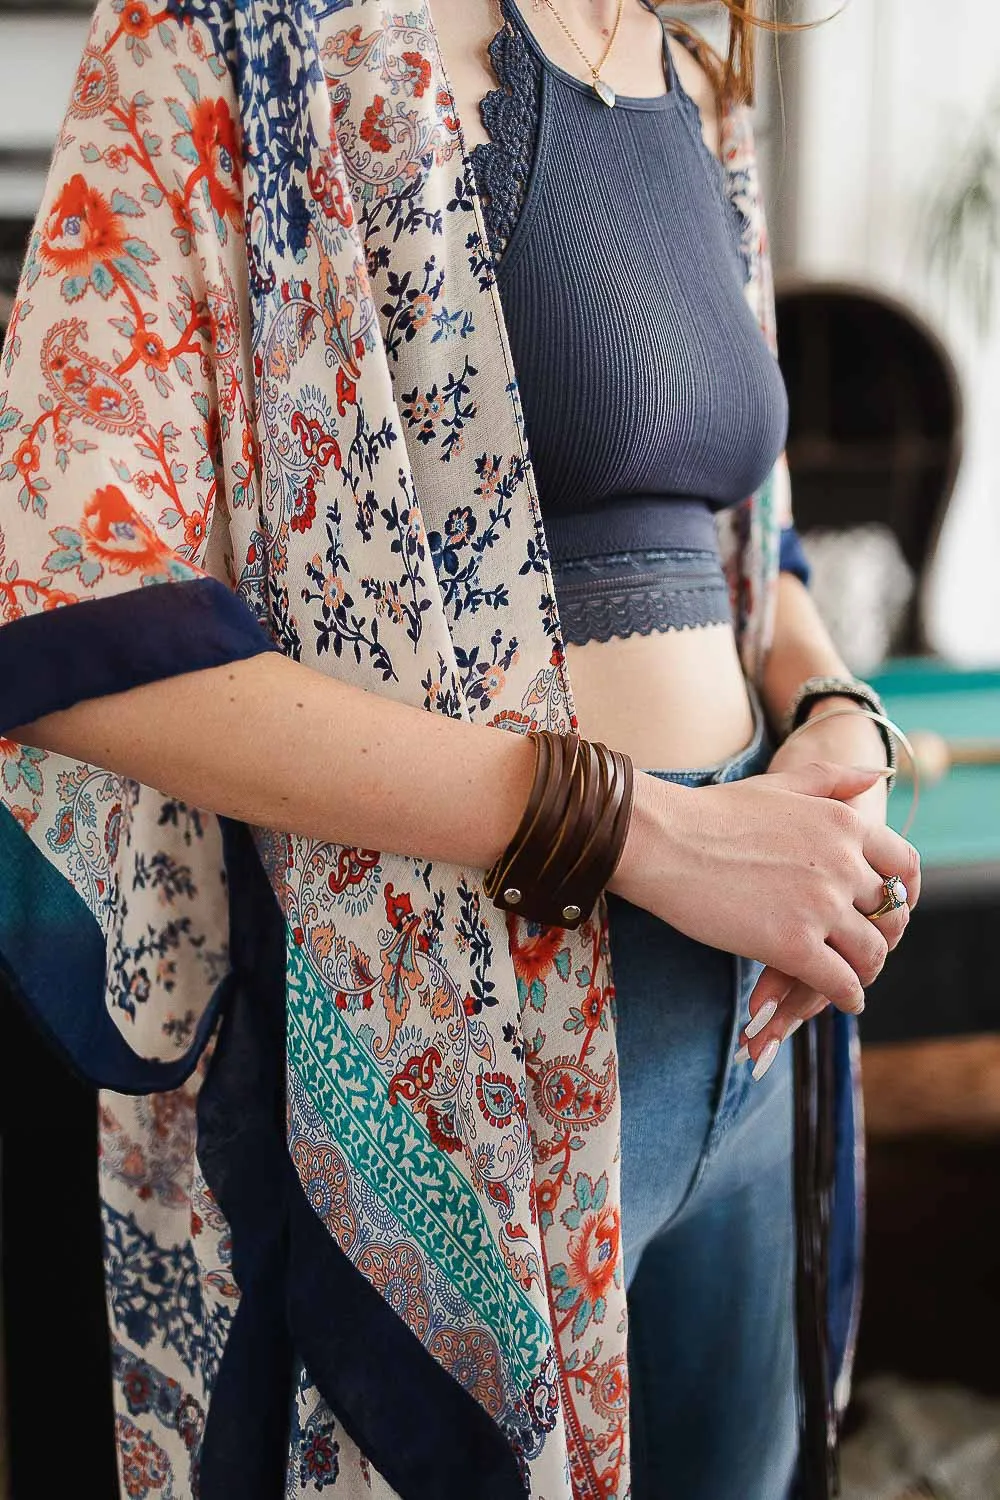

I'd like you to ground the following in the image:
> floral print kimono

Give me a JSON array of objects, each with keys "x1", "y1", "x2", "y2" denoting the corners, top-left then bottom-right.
[{"x1": 0, "y1": 1, "x2": 860, "y2": 1495}]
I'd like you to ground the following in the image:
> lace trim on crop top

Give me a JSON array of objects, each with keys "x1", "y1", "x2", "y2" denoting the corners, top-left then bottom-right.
[
  {"x1": 469, "y1": 16, "x2": 543, "y2": 264},
  {"x1": 550, "y1": 547, "x2": 733, "y2": 646}
]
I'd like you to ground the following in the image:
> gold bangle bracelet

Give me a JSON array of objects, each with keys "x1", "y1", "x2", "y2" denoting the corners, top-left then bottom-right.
[{"x1": 780, "y1": 705, "x2": 920, "y2": 838}]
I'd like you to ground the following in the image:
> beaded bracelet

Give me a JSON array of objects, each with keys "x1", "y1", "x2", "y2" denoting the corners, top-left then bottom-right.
[{"x1": 783, "y1": 674, "x2": 900, "y2": 771}]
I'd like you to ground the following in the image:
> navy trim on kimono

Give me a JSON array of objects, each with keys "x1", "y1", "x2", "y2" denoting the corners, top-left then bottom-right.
[
  {"x1": 0, "y1": 577, "x2": 275, "y2": 1093},
  {"x1": 0, "y1": 576, "x2": 277, "y2": 737},
  {"x1": 779, "y1": 524, "x2": 812, "y2": 588}
]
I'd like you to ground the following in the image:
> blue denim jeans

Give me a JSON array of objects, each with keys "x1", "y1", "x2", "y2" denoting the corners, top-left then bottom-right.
[{"x1": 606, "y1": 701, "x2": 798, "y2": 1500}]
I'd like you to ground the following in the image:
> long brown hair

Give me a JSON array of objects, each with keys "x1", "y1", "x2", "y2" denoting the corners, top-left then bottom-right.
[{"x1": 667, "y1": 2, "x2": 841, "y2": 108}]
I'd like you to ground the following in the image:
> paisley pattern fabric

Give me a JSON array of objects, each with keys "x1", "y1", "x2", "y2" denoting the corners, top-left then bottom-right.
[{"x1": 0, "y1": 3, "x2": 821, "y2": 1499}]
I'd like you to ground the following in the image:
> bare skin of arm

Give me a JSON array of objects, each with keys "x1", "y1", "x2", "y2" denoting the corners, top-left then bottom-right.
[
  {"x1": 763, "y1": 575, "x2": 889, "y2": 757},
  {"x1": 15, "y1": 653, "x2": 539, "y2": 874},
  {"x1": 12, "y1": 647, "x2": 918, "y2": 1014}
]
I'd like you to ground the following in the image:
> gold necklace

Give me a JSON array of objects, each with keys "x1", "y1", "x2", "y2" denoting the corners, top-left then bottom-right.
[{"x1": 538, "y1": 0, "x2": 626, "y2": 108}]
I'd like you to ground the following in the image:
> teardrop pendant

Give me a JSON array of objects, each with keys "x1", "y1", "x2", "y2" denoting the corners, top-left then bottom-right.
[{"x1": 593, "y1": 76, "x2": 616, "y2": 107}]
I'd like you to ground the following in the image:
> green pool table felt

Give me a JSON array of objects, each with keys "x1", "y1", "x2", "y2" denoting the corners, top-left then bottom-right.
[{"x1": 870, "y1": 659, "x2": 1000, "y2": 876}]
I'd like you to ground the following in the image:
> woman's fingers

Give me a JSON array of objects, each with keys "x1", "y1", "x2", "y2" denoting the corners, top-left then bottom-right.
[
  {"x1": 633, "y1": 772, "x2": 920, "y2": 1009},
  {"x1": 737, "y1": 980, "x2": 828, "y2": 1070},
  {"x1": 829, "y1": 910, "x2": 890, "y2": 989},
  {"x1": 787, "y1": 940, "x2": 867, "y2": 1014},
  {"x1": 738, "y1": 883, "x2": 913, "y2": 1072},
  {"x1": 861, "y1": 899, "x2": 909, "y2": 951},
  {"x1": 862, "y1": 822, "x2": 922, "y2": 910},
  {"x1": 883, "y1": 901, "x2": 909, "y2": 949},
  {"x1": 745, "y1": 965, "x2": 794, "y2": 1023},
  {"x1": 740, "y1": 970, "x2": 802, "y2": 1048},
  {"x1": 697, "y1": 774, "x2": 921, "y2": 1082},
  {"x1": 854, "y1": 855, "x2": 912, "y2": 944},
  {"x1": 748, "y1": 943, "x2": 863, "y2": 1018}
]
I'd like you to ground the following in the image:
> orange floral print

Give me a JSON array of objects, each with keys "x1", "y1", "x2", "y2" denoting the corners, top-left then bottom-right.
[
  {"x1": 120, "y1": 1, "x2": 155, "y2": 37},
  {"x1": 567, "y1": 1202, "x2": 620, "y2": 1307},
  {"x1": 190, "y1": 97, "x2": 242, "y2": 224},
  {"x1": 13, "y1": 440, "x2": 41, "y2": 478},
  {"x1": 183, "y1": 511, "x2": 208, "y2": 550},
  {"x1": 509, "y1": 920, "x2": 565, "y2": 988},
  {"x1": 40, "y1": 176, "x2": 128, "y2": 276},
  {"x1": 130, "y1": 329, "x2": 170, "y2": 370},
  {"x1": 80, "y1": 484, "x2": 173, "y2": 575},
  {"x1": 359, "y1": 96, "x2": 392, "y2": 154},
  {"x1": 401, "y1": 51, "x2": 431, "y2": 98}
]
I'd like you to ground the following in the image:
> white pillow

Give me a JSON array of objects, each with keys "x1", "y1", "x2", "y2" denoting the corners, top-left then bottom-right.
[{"x1": 803, "y1": 524, "x2": 916, "y2": 674}]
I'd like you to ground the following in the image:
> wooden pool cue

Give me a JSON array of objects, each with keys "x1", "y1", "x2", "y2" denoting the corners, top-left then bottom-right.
[{"x1": 896, "y1": 730, "x2": 1000, "y2": 785}]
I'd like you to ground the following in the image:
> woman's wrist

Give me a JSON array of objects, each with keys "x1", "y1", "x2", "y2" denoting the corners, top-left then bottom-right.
[
  {"x1": 775, "y1": 704, "x2": 891, "y2": 822},
  {"x1": 799, "y1": 695, "x2": 890, "y2": 766},
  {"x1": 484, "y1": 731, "x2": 634, "y2": 930},
  {"x1": 782, "y1": 675, "x2": 886, "y2": 737},
  {"x1": 607, "y1": 769, "x2": 690, "y2": 910},
  {"x1": 773, "y1": 669, "x2": 896, "y2": 775},
  {"x1": 607, "y1": 767, "x2": 652, "y2": 903}
]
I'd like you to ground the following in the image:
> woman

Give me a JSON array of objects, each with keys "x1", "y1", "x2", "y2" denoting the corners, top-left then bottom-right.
[{"x1": 0, "y1": 1, "x2": 918, "y2": 1497}]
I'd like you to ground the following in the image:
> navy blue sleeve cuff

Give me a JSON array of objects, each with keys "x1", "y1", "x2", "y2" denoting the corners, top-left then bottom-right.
[
  {"x1": 779, "y1": 524, "x2": 812, "y2": 587},
  {"x1": 0, "y1": 577, "x2": 277, "y2": 735}
]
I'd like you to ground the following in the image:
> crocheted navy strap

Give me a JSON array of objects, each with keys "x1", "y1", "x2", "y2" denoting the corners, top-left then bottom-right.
[{"x1": 469, "y1": 1, "x2": 543, "y2": 264}]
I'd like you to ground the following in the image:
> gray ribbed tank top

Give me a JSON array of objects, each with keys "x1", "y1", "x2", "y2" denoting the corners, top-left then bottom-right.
[{"x1": 469, "y1": 0, "x2": 790, "y2": 643}]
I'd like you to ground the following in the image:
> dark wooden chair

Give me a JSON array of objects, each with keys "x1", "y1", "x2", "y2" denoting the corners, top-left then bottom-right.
[{"x1": 774, "y1": 278, "x2": 964, "y2": 654}]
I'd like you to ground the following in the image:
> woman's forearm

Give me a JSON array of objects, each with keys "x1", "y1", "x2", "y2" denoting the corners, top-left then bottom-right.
[
  {"x1": 759, "y1": 573, "x2": 854, "y2": 726},
  {"x1": 761, "y1": 574, "x2": 887, "y2": 750},
  {"x1": 8, "y1": 579, "x2": 877, "y2": 877},
  {"x1": 12, "y1": 652, "x2": 542, "y2": 872},
  {"x1": 10, "y1": 633, "x2": 919, "y2": 1009}
]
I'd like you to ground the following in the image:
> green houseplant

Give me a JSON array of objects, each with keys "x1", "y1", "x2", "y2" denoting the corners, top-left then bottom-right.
[{"x1": 926, "y1": 94, "x2": 1000, "y2": 332}]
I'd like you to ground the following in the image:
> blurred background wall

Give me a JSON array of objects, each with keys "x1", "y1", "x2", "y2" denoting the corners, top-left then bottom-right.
[
  {"x1": 0, "y1": 7, "x2": 90, "y2": 216},
  {"x1": 763, "y1": 0, "x2": 1000, "y2": 666}
]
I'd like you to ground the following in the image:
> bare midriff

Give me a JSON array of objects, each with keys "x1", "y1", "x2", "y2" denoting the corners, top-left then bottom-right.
[{"x1": 565, "y1": 626, "x2": 755, "y2": 772}]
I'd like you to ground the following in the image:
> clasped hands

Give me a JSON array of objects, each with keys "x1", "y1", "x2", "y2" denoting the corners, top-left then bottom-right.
[{"x1": 737, "y1": 706, "x2": 918, "y2": 1072}]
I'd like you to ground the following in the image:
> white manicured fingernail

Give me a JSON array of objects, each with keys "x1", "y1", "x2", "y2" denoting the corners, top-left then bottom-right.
[
  {"x1": 744, "y1": 999, "x2": 778, "y2": 1039},
  {"x1": 734, "y1": 1044, "x2": 750, "y2": 1065},
  {"x1": 752, "y1": 1038, "x2": 781, "y2": 1081},
  {"x1": 785, "y1": 1018, "x2": 803, "y2": 1039},
  {"x1": 851, "y1": 765, "x2": 895, "y2": 779}
]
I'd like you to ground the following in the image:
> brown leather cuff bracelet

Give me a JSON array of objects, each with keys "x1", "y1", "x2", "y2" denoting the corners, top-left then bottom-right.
[{"x1": 483, "y1": 729, "x2": 635, "y2": 930}]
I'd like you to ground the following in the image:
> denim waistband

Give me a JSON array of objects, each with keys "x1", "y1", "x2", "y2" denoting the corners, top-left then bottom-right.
[{"x1": 642, "y1": 684, "x2": 772, "y2": 787}]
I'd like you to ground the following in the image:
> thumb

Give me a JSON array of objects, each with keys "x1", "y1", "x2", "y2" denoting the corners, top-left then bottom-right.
[{"x1": 772, "y1": 758, "x2": 887, "y2": 803}]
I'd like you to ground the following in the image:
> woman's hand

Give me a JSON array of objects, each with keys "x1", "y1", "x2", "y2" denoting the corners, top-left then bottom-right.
[
  {"x1": 610, "y1": 754, "x2": 921, "y2": 1015},
  {"x1": 735, "y1": 702, "x2": 917, "y2": 1070},
  {"x1": 772, "y1": 696, "x2": 892, "y2": 825}
]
